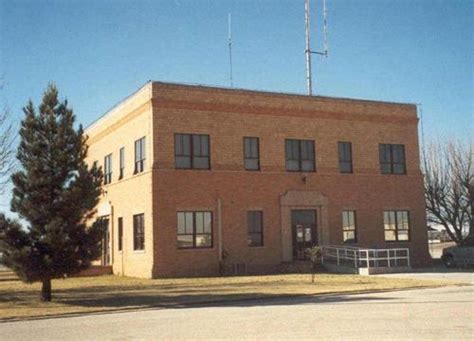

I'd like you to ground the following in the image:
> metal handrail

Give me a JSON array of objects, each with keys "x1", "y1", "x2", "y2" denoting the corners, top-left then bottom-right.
[{"x1": 321, "y1": 245, "x2": 410, "y2": 269}]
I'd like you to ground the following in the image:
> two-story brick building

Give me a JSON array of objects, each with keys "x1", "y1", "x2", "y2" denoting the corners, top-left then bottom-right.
[{"x1": 85, "y1": 81, "x2": 431, "y2": 278}]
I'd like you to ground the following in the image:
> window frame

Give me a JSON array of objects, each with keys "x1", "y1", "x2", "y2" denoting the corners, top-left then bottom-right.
[
  {"x1": 134, "y1": 137, "x2": 146, "y2": 174},
  {"x1": 104, "y1": 153, "x2": 112, "y2": 185},
  {"x1": 174, "y1": 133, "x2": 210, "y2": 170},
  {"x1": 176, "y1": 211, "x2": 213, "y2": 249},
  {"x1": 247, "y1": 211, "x2": 264, "y2": 247},
  {"x1": 379, "y1": 144, "x2": 406, "y2": 175},
  {"x1": 342, "y1": 210, "x2": 357, "y2": 243},
  {"x1": 118, "y1": 217, "x2": 123, "y2": 252},
  {"x1": 133, "y1": 213, "x2": 145, "y2": 251},
  {"x1": 285, "y1": 139, "x2": 316, "y2": 172},
  {"x1": 383, "y1": 210, "x2": 410, "y2": 242},
  {"x1": 338, "y1": 141, "x2": 353, "y2": 173},
  {"x1": 243, "y1": 137, "x2": 260, "y2": 171}
]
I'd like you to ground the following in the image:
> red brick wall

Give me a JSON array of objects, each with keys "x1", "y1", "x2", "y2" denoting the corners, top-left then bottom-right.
[{"x1": 150, "y1": 83, "x2": 431, "y2": 277}]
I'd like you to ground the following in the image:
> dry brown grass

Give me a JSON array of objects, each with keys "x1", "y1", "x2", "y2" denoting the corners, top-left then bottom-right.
[{"x1": 0, "y1": 271, "x2": 460, "y2": 321}]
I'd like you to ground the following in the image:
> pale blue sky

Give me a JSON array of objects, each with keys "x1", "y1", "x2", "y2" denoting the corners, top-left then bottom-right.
[{"x1": 0, "y1": 0, "x2": 473, "y2": 211}]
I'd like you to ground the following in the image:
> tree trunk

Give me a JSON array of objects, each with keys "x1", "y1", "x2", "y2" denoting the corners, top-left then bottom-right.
[{"x1": 41, "y1": 278, "x2": 52, "y2": 302}]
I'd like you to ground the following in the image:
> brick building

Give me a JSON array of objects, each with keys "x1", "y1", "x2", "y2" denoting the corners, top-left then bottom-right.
[{"x1": 85, "y1": 81, "x2": 431, "y2": 278}]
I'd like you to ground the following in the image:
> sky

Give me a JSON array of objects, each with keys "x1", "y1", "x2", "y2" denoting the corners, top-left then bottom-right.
[{"x1": 0, "y1": 0, "x2": 473, "y2": 211}]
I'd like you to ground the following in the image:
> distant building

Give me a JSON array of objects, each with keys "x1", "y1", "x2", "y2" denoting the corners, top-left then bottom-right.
[{"x1": 85, "y1": 81, "x2": 431, "y2": 278}]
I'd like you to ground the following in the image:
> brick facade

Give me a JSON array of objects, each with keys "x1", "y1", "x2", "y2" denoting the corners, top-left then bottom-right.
[{"x1": 85, "y1": 81, "x2": 431, "y2": 278}]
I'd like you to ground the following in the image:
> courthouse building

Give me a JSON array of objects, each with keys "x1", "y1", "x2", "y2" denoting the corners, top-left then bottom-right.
[{"x1": 85, "y1": 81, "x2": 431, "y2": 278}]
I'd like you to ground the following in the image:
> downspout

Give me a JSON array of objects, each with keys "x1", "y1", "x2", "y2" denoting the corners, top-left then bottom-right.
[{"x1": 217, "y1": 197, "x2": 223, "y2": 274}]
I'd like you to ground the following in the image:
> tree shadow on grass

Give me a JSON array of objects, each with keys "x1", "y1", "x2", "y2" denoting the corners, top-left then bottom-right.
[{"x1": 1, "y1": 290, "x2": 401, "y2": 323}]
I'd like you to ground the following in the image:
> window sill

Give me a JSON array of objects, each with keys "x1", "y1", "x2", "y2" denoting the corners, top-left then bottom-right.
[
  {"x1": 132, "y1": 250, "x2": 146, "y2": 254},
  {"x1": 177, "y1": 247, "x2": 215, "y2": 252}
]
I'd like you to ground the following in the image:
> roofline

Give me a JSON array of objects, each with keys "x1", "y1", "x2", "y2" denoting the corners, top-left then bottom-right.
[
  {"x1": 152, "y1": 80, "x2": 418, "y2": 108},
  {"x1": 85, "y1": 80, "x2": 418, "y2": 133},
  {"x1": 84, "y1": 80, "x2": 152, "y2": 132}
]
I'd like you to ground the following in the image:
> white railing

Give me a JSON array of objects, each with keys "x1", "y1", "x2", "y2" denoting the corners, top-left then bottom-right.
[{"x1": 321, "y1": 245, "x2": 410, "y2": 269}]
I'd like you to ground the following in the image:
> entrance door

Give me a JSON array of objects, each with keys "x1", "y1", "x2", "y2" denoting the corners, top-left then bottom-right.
[
  {"x1": 101, "y1": 218, "x2": 110, "y2": 266},
  {"x1": 291, "y1": 210, "x2": 317, "y2": 260}
]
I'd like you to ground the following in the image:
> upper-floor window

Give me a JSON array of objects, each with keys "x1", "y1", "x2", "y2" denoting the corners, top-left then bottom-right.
[
  {"x1": 342, "y1": 210, "x2": 357, "y2": 243},
  {"x1": 338, "y1": 142, "x2": 353, "y2": 173},
  {"x1": 244, "y1": 137, "x2": 260, "y2": 171},
  {"x1": 379, "y1": 144, "x2": 405, "y2": 174},
  {"x1": 247, "y1": 211, "x2": 263, "y2": 247},
  {"x1": 133, "y1": 213, "x2": 145, "y2": 250},
  {"x1": 134, "y1": 137, "x2": 146, "y2": 174},
  {"x1": 104, "y1": 153, "x2": 112, "y2": 184},
  {"x1": 384, "y1": 210, "x2": 410, "y2": 241},
  {"x1": 177, "y1": 211, "x2": 213, "y2": 248},
  {"x1": 118, "y1": 217, "x2": 123, "y2": 252},
  {"x1": 285, "y1": 139, "x2": 315, "y2": 172},
  {"x1": 175, "y1": 134, "x2": 210, "y2": 170},
  {"x1": 119, "y1": 147, "x2": 125, "y2": 180}
]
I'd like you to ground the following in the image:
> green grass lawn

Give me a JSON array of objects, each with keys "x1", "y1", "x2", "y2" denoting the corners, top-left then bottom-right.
[{"x1": 0, "y1": 270, "x2": 462, "y2": 321}]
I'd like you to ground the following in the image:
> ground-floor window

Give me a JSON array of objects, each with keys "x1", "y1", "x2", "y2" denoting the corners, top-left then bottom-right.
[
  {"x1": 247, "y1": 211, "x2": 263, "y2": 247},
  {"x1": 384, "y1": 210, "x2": 410, "y2": 241},
  {"x1": 177, "y1": 211, "x2": 213, "y2": 249},
  {"x1": 133, "y1": 214, "x2": 145, "y2": 250},
  {"x1": 342, "y1": 210, "x2": 357, "y2": 243}
]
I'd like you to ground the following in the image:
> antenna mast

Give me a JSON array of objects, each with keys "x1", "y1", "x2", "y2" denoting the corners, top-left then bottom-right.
[
  {"x1": 228, "y1": 13, "x2": 233, "y2": 87},
  {"x1": 304, "y1": 0, "x2": 328, "y2": 95}
]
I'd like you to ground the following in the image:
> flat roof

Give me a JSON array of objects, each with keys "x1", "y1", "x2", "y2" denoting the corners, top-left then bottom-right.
[{"x1": 86, "y1": 80, "x2": 418, "y2": 131}]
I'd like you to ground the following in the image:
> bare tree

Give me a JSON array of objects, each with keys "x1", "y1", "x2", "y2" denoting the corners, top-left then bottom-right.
[
  {"x1": 423, "y1": 140, "x2": 473, "y2": 244},
  {"x1": 0, "y1": 107, "x2": 15, "y2": 192}
]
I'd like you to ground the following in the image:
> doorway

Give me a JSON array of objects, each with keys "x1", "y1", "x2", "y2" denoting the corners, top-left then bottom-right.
[{"x1": 291, "y1": 210, "x2": 317, "y2": 260}]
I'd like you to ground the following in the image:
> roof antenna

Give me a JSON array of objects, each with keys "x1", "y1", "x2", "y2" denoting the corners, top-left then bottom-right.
[
  {"x1": 305, "y1": 0, "x2": 329, "y2": 96},
  {"x1": 228, "y1": 13, "x2": 234, "y2": 88}
]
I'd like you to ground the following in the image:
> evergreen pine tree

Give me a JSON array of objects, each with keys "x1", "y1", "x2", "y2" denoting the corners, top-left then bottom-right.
[{"x1": 0, "y1": 84, "x2": 104, "y2": 302}]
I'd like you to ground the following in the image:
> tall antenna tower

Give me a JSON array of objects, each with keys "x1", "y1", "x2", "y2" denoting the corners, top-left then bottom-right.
[
  {"x1": 305, "y1": 0, "x2": 328, "y2": 95},
  {"x1": 228, "y1": 13, "x2": 233, "y2": 87}
]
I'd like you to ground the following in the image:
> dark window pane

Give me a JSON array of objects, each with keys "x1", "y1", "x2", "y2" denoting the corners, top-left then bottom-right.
[
  {"x1": 338, "y1": 142, "x2": 352, "y2": 173},
  {"x1": 193, "y1": 156, "x2": 209, "y2": 169},
  {"x1": 118, "y1": 217, "x2": 123, "y2": 251},
  {"x1": 133, "y1": 214, "x2": 144, "y2": 250},
  {"x1": 301, "y1": 141, "x2": 314, "y2": 160},
  {"x1": 247, "y1": 211, "x2": 263, "y2": 247},
  {"x1": 245, "y1": 159, "x2": 259, "y2": 170},
  {"x1": 176, "y1": 156, "x2": 191, "y2": 169},
  {"x1": 340, "y1": 162, "x2": 352, "y2": 173},
  {"x1": 393, "y1": 164, "x2": 405, "y2": 174},
  {"x1": 244, "y1": 137, "x2": 259, "y2": 170},
  {"x1": 248, "y1": 233, "x2": 263, "y2": 247},
  {"x1": 301, "y1": 160, "x2": 315, "y2": 172},
  {"x1": 286, "y1": 160, "x2": 299, "y2": 171}
]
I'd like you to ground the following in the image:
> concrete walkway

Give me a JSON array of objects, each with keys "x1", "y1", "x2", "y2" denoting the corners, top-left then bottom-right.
[
  {"x1": 376, "y1": 267, "x2": 474, "y2": 284},
  {"x1": 1, "y1": 285, "x2": 472, "y2": 340}
]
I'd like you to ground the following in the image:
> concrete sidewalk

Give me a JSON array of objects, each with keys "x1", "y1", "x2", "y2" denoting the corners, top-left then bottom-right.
[{"x1": 375, "y1": 267, "x2": 474, "y2": 284}]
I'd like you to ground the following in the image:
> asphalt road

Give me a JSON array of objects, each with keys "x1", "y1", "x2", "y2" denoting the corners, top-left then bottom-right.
[{"x1": 1, "y1": 285, "x2": 472, "y2": 341}]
